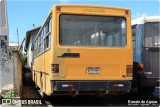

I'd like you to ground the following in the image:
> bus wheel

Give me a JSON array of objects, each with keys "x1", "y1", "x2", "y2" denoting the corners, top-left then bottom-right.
[{"x1": 138, "y1": 86, "x2": 155, "y2": 95}]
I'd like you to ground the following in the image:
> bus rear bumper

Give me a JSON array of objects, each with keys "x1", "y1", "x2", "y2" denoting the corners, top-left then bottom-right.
[{"x1": 52, "y1": 80, "x2": 131, "y2": 95}]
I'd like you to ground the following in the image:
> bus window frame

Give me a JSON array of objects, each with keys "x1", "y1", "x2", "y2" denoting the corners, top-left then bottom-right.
[
  {"x1": 34, "y1": 15, "x2": 52, "y2": 59},
  {"x1": 132, "y1": 24, "x2": 137, "y2": 53},
  {"x1": 144, "y1": 22, "x2": 160, "y2": 47}
]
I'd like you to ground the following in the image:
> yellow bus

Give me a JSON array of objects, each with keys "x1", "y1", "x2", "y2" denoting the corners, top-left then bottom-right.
[{"x1": 32, "y1": 4, "x2": 133, "y2": 97}]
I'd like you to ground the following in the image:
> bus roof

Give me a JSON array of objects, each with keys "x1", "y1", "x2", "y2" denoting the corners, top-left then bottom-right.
[
  {"x1": 132, "y1": 16, "x2": 160, "y2": 25},
  {"x1": 34, "y1": 4, "x2": 130, "y2": 42},
  {"x1": 54, "y1": 4, "x2": 129, "y2": 10}
]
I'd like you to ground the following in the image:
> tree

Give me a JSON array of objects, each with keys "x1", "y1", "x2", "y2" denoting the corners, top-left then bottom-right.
[{"x1": 22, "y1": 53, "x2": 27, "y2": 66}]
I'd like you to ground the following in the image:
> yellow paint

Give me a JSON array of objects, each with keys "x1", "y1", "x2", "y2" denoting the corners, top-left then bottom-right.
[{"x1": 33, "y1": 4, "x2": 133, "y2": 95}]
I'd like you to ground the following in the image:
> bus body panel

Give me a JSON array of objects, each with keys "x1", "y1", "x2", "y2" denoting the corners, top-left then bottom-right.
[
  {"x1": 33, "y1": 5, "x2": 133, "y2": 96},
  {"x1": 51, "y1": 5, "x2": 132, "y2": 81},
  {"x1": 52, "y1": 48, "x2": 132, "y2": 80}
]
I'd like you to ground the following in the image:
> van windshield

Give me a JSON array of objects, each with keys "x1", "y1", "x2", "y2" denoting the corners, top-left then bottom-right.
[{"x1": 60, "y1": 14, "x2": 127, "y2": 47}]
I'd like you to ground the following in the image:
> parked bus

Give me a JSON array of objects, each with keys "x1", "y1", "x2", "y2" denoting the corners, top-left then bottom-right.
[
  {"x1": 32, "y1": 4, "x2": 133, "y2": 97},
  {"x1": 132, "y1": 16, "x2": 160, "y2": 94}
]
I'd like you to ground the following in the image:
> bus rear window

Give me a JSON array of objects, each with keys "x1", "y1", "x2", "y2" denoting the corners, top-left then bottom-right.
[
  {"x1": 60, "y1": 14, "x2": 126, "y2": 47},
  {"x1": 144, "y1": 22, "x2": 160, "y2": 47}
]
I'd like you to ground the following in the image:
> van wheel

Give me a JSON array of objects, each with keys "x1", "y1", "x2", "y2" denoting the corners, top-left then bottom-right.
[{"x1": 138, "y1": 86, "x2": 155, "y2": 95}]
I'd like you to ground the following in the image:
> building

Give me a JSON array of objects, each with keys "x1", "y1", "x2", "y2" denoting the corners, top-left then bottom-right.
[
  {"x1": 25, "y1": 27, "x2": 41, "y2": 69},
  {"x1": 0, "y1": 0, "x2": 9, "y2": 59},
  {"x1": 0, "y1": 0, "x2": 14, "y2": 93}
]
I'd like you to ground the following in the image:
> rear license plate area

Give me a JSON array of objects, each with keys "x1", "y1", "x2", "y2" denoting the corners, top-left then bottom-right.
[{"x1": 87, "y1": 67, "x2": 100, "y2": 74}]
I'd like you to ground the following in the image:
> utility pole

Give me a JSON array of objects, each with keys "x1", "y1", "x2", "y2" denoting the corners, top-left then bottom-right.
[
  {"x1": 17, "y1": 28, "x2": 19, "y2": 45},
  {"x1": 33, "y1": 24, "x2": 35, "y2": 28}
]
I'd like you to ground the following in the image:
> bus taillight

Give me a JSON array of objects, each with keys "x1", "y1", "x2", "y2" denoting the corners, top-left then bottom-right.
[
  {"x1": 51, "y1": 64, "x2": 59, "y2": 73},
  {"x1": 62, "y1": 84, "x2": 74, "y2": 87},
  {"x1": 113, "y1": 84, "x2": 124, "y2": 87},
  {"x1": 126, "y1": 65, "x2": 133, "y2": 77}
]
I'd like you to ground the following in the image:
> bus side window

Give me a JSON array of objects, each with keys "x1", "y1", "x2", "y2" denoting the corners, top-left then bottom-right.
[
  {"x1": 44, "y1": 17, "x2": 52, "y2": 49},
  {"x1": 45, "y1": 34, "x2": 51, "y2": 49}
]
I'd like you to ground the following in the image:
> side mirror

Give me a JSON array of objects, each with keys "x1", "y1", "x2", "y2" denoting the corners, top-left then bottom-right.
[{"x1": 31, "y1": 44, "x2": 34, "y2": 51}]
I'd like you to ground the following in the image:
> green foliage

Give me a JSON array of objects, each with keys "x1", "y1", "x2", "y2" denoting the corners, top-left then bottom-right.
[
  {"x1": 3, "y1": 90, "x2": 15, "y2": 98},
  {"x1": 22, "y1": 53, "x2": 27, "y2": 66},
  {"x1": 9, "y1": 46, "x2": 17, "y2": 61}
]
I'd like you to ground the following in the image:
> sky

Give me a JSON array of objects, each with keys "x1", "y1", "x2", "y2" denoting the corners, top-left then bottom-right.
[{"x1": 6, "y1": 0, "x2": 160, "y2": 43}]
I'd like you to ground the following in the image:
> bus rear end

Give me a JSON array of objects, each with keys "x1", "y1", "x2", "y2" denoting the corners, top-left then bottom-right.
[
  {"x1": 132, "y1": 16, "x2": 160, "y2": 94},
  {"x1": 51, "y1": 5, "x2": 133, "y2": 96}
]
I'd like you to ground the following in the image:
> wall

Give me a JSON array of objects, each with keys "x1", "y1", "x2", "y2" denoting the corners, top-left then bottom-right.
[
  {"x1": 0, "y1": 0, "x2": 23, "y2": 98},
  {"x1": 13, "y1": 50, "x2": 23, "y2": 97},
  {"x1": 27, "y1": 37, "x2": 32, "y2": 68},
  {"x1": 0, "y1": 50, "x2": 23, "y2": 97},
  {"x1": 0, "y1": 61, "x2": 14, "y2": 91}
]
